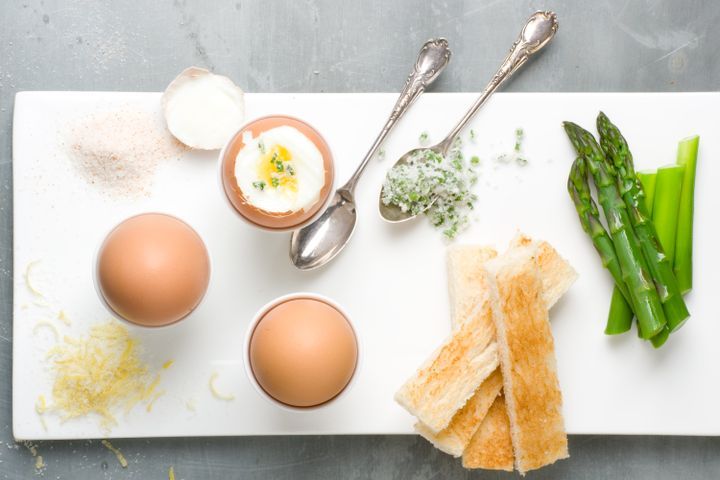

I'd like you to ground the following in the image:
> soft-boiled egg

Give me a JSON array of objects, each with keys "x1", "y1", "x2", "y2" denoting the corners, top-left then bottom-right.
[
  {"x1": 236, "y1": 126, "x2": 325, "y2": 213},
  {"x1": 96, "y1": 213, "x2": 210, "y2": 327},
  {"x1": 220, "y1": 116, "x2": 334, "y2": 231}
]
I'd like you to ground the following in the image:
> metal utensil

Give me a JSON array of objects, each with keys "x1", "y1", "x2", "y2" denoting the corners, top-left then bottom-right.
[
  {"x1": 379, "y1": 10, "x2": 559, "y2": 223},
  {"x1": 289, "y1": 38, "x2": 452, "y2": 270}
]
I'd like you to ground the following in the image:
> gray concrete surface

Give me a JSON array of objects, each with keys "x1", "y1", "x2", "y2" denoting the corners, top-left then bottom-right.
[{"x1": 1, "y1": 0, "x2": 719, "y2": 478}]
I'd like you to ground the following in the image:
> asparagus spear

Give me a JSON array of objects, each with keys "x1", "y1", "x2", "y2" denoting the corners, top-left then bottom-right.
[
  {"x1": 607, "y1": 287, "x2": 633, "y2": 335},
  {"x1": 597, "y1": 112, "x2": 689, "y2": 333},
  {"x1": 568, "y1": 157, "x2": 633, "y2": 335},
  {"x1": 564, "y1": 121, "x2": 666, "y2": 338},
  {"x1": 639, "y1": 171, "x2": 674, "y2": 347},
  {"x1": 635, "y1": 171, "x2": 655, "y2": 340},
  {"x1": 653, "y1": 165, "x2": 685, "y2": 265},
  {"x1": 674, "y1": 136, "x2": 699, "y2": 294},
  {"x1": 637, "y1": 171, "x2": 657, "y2": 215}
]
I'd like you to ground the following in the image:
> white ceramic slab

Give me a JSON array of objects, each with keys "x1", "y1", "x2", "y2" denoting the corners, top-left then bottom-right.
[{"x1": 12, "y1": 91, "x2": 720, "y2": 440}]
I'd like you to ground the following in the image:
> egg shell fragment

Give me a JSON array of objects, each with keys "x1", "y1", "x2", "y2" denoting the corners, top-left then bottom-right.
[{"x1": 162, "y1": 66, "x2": 245, "y2": 150}]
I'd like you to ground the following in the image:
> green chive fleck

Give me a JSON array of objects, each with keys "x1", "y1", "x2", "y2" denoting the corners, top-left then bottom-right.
[
  {"x1": 252, "y1": 180, "x2": 266, "y2": 191},
  {"x1": 514, "y1": 127, "x2": 524, "y2": 152},
  {"x1": 271, "y1": 177, "x2": 280, "y2": 188}
]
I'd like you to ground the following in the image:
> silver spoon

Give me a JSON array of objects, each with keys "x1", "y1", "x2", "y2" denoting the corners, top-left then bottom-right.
[
  {"x1": 289, "y1": 38, "x2": 452, "y2": 270},
  {"x1": 379, "y1": 11, "x2": 559, "y2": 223}
]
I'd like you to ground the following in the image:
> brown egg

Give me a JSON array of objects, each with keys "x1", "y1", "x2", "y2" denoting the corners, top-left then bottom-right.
[
  {"x1": 249, "y1": 297, "x2": 358, "y2": 407},
  {"x1": 220, "y1": 115, "x2": 334, "y2": 231},
  {"x1": 96, "y1": 213, "x2": 210, "y2": 327}
]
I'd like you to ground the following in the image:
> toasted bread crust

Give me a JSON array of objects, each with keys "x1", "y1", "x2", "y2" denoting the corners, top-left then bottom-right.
[{"x1": 462, "y1": 394, "x2": 514, "y2": 471}]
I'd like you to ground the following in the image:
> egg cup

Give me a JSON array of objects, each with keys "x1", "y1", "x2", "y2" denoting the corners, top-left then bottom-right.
[
  {"x1": 219, "y1": 115, "x2": 335, "y2": 232},
  {"x1": 243, "y1": 292, "x2": 360, "y2": 412}
]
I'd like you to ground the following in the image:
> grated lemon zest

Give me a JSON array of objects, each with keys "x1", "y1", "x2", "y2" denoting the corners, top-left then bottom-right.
[
  {"x1": 57, "y1": 310, "x2": 71, "y2": 326},
  {"x1": 209, "y1": 372, "x2": 235, "y2": 401},
  {"x1": 101, "y1": 439, "x2": 128, "y2": 468},
  {"x1": 33, "y1": 321, "x2": 60, "y2": 342},
  {"x1": 24, "y1": 261, "x2": 43, "y2": 297},
  {"x1": 146, "y1": 390, "x2": 166, "y2": 413},
  {"x1": 48, "y1": 321, "x2": 163, "y2": 430},
  {"x1": 35, "y1": 395, "x2": 48, "y2": 431},
  {"x1": 162, "y1": 360, "x2": 174, "y2": 370},
  {"x1": 36, "y1": 394, "x2": 47, "y2": 414},
  {"x1": 22, "y1": 441, "x2": 45, "y2": 470},
  {"x1": 185, "y1": 398, "x2": 196, "y2": 411}
]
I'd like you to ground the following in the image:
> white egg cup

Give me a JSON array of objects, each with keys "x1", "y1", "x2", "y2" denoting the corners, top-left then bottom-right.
[{"x1": 242, "y1": 292, "x2": 361, "y2": 412}]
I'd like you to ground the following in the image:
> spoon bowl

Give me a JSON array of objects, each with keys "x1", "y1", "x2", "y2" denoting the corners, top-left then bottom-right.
[
  {"x1": 290, "y1": 189, "x2": 356, "y2": 270},
  {"x1": 378, "y1": 145, "x2": 444, "y2": 223}
]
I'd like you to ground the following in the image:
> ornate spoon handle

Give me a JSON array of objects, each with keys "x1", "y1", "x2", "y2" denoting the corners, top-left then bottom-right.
[
  {"x1": 439, "y1": 11, "x2": 558, "y2": 152},
  {"x1": 342, "y1": 38, "x2": 451, "y2": 192}
]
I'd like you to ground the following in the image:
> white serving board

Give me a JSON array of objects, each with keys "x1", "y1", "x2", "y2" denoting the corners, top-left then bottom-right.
[{"x1": 12, "y1": 91, "x2": 720, "y2": 440}]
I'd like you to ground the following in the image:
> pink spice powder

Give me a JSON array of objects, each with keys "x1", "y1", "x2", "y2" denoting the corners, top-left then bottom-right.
[{"x1": 64, "y1": 106, "x2": 188, "y2": 197}]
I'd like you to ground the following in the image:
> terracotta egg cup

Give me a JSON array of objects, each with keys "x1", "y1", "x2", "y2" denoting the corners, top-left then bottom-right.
[
  {"x1": 219, "y1": 115, "x2": 334, "y2": 232},
  {"x1": 95, "y1": 213, "x2": 211, "y2": 328},
  {"x1": 243, "y1": 293, "x2": 360, "y2": 411}
]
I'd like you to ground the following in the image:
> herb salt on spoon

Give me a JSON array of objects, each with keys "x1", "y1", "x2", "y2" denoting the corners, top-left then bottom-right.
[{"x1": 379, "y1": 11, "x2": 559, "y2": 224}]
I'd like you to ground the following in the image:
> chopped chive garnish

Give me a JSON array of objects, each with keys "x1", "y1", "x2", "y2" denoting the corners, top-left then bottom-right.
[
  {"x1": 514, "y1": 127, "x2": 524, "y2": 152},
  {"x1": 381, "y1": 137, "x2": 477, "y2": 239},
  {"x1": 271, "y1": 177, "x2": 280, "y2": 188},
  {"x1": 252, "y1": 180, "x2": 266, "y2": 191}
]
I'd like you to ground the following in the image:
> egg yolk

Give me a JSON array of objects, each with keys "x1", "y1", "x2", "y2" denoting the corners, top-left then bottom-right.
[{"x1": 257, "y1": 144, "x2": 298, "y2": 193}]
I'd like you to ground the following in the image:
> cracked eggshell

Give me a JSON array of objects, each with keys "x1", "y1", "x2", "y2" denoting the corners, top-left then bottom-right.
[{"x1": 162, "y1": 67, "x2": 245, "y2": 150}]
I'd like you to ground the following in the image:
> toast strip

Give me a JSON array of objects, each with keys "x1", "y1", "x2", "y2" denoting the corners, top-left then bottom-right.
[
  {"x1": 486, "y1": 248, "x2": 568, "y2": 474},
  {"x1": 447, "y1": 246, "x2": 498, "y2": 327},
  {"x1": 462, "y1": 394, "x2": 514, "y2": 471},
  {"x1": 414, "y1": 368, "x2": 503, "y2": 456},
  {"x1": 394, "y1": 299, "x2": 498, "y2": 433},
  {"x1": 510, "y1": 234, "x2": 577, "y2": 309}
]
